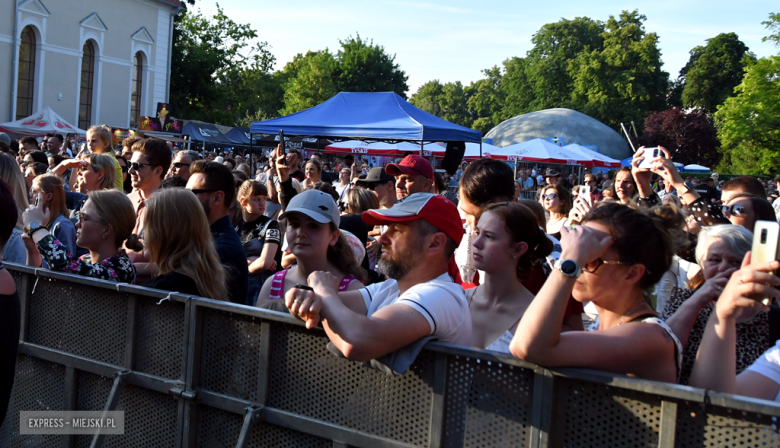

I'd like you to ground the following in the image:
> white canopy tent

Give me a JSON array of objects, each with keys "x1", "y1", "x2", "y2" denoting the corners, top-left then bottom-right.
[
  {"x1": 683, "y1": 164, "x2": 711, "y2": 173},
  {"x1": 0, "y1": 106, "x2": 87, "y2": 136}
]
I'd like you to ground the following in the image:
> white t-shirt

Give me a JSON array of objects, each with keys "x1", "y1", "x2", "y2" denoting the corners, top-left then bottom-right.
[
  {"x1": 359, "y1": 273, "x2": 472, "y2": 346},
  {"x1": 746, "y1": 340, "x2": 780, "y2": 402}
]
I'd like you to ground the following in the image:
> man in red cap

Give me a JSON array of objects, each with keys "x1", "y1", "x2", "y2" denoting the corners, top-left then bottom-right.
[
  {"x1": 285, "y1": 193, "x2": 471, "y2": 362},
  {"x1": 385, "y1": 155, "x2": 434, "y2": 201}
]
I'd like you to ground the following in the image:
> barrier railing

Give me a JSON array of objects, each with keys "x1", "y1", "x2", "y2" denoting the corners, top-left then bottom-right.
[{"x1": 1, "y1": 262, "x2": 779, "y2": 448}]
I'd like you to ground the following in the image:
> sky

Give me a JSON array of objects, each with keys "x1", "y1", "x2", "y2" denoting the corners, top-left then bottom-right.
[{"x1": 198, "y1": 1, "x2": 778, "y2": 94}]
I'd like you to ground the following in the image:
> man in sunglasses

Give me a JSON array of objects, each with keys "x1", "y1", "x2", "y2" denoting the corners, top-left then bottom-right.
[
  {"x1": 127, "y1": 138, "x2": 172, "y2": 283},
  {"x1": 167, "y1": 150, "x2": 198, "y2": 180},
  {"x1": 356, "y1": 167, "x2": 397, "y2": 210}
]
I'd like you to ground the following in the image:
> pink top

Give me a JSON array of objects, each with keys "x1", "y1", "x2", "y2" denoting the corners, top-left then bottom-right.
[{"x1": 269, "y1": 269, "x2": 359, "y2": 300}]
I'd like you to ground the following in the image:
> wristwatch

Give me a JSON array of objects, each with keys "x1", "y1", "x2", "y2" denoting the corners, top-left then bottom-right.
[
  {"x1": 26, "y1": 221, "x2": 45, "y2": 238},
  {"x1": 554, "y1": 259, "x2": 581, "y2": 278},
  {"x1": 676, "y1": 184, "x2": 691, "y2": 196}
]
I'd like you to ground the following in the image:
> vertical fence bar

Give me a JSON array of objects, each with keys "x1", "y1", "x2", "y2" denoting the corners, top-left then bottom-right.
[
  {"x1": 18, "y1": 271, "x2": 32, "y2": 341},
  {"x1": 255, "y1": 322, "x2": 272, "y2": 405},
  {"x1": 122, "y1": 295, "x2": 139, "y2": 370},
  {"x1": 428, "y1": 352, "x2": 448, "y2": 448},
  {"x1": 658, "y1": 400, "x2": 678, "y2": 448},
  {"x1": 181, "y1": 299, "x2": 204, "y2": 448},
  {"x1": 64, "y1": 365, "x2": 78, "y2": 448},
  {"x1": 90, "y1": 370, "x2": 129, "y2": 448},
  {"x1": 530, "y1": 367, "x2": 555, "y2": 448}
]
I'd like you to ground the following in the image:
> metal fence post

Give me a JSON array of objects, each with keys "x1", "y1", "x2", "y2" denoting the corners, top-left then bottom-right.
[
  {"x1": 658, "y1": 400, "x2": 678, "y2": 447},
  {"x1": 234, "y1": 405, "x2": 263, "y2": 448},
  {"x1": 90, "y1": 370, "x2": 130, "y2": 448},
  {"x1": 530, "y1": 367, "x2": 554, "y2": 448},
  {"x1": 428, "y1": 352, "x2": 448, "y2": 448},
  {"x1": 181, "y1": 299, "x2": 203, "y2": 448}
]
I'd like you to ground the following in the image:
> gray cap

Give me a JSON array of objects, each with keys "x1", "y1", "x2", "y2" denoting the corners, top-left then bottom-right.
[
  {"x1": 0, "y1": 133, "x2": 10, "y2": 146},
  {"x1": 279, "y1": 189, "x2": 340, "y2": 226}
]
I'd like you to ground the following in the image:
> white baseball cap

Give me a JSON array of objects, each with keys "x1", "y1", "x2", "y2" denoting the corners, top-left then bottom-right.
[{"x1": 279, "y1": 189, "x2": 340, "y2": 226}]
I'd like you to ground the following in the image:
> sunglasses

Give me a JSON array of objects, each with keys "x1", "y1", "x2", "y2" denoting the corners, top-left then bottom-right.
[
  {"x1": 128, "y1": 162, "x2": 152, "y2": 171},
  {"x1": 172, "y1": 162, "x2": 191, "y2": 169},
  {"x1": 722, "y1": 204, "x2": 745, "y2": 216},
  {"x1": 542, "y1": 193, "x2": 558, "y2": 201},
  {"x1": 582, "y1": 258, "x2": 632, "y2": 274},
  {"x1": 120, "y1": 165, "x2": 128, "y2": 173}
]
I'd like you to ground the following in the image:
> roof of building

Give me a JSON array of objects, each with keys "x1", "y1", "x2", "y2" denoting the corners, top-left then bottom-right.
[{"x1": 485, "y1": 108, "x2": 632, "y2": 161}]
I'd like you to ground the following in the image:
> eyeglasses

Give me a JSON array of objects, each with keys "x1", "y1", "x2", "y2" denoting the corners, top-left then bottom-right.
[
  {"x1": 542, "y1": 193, "x2": 558, "y2": 201},
  {"x1": 722, "y1": 204, "x2": 745, "y2": 216},
  {"x1": 189, "y1": 188, "x2": 217, "y2": 195},
  {"x1": 582, "y1": 258, "x2": 631, "y2": 274},
  {"x1": 172, "y1": 162, "x2": 191, "y2": 169},
  {"x1": 128, "y1": 162, "x2": 152, "y2": 172},
  {"x1": 76, "y1": 210, "x2": 107, "y2": 226}
]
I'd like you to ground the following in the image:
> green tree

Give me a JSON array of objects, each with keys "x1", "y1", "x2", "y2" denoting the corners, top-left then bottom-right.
[
  {"x1": 409, "y1": 80, "x2": 445, "y2": 116},
  {"x1": 332, "y1": 34, "x2": 409, "y2": 97},
  {"x1": 715, "y1": 56, "x2": 780, "y2": 175},
  {"x1": 569, "y1": 10, "x2": 668, "y2": 129},
  {"x1": 523, "y1": 17, "x2": 604, "y2": 111},
  {"x1": 465, "y1": 66, "x2": 505, "y2": 134},
  {"x1": 763, "y1": 12, "x2": 780, "y2": 48},
  {"x1": 410, "y1": 80, "x2": 473, "y2": 127},
  {"x1": 501, "y1": 56, "x2": 534, "y2": 118},
  {"x1": 681, "y1": 33, "x2": 755, "y2": 114},
  {"x1": 280, "y1": 51, "x2": 339, "y2": 116},
  {"x1": 170, "y1": 5, "x2": 277, "y2": 124}
]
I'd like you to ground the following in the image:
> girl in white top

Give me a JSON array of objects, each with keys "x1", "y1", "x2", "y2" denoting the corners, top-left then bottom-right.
[
  {"x1": 689, "y1": 252, "x2": 780, "y2": 401},
  {"x1": 469, "y1": 202, "x2": 581, "y2": 352},
  {"x1": 541, "y1": 184, "x2": 572, "y2": 237}
]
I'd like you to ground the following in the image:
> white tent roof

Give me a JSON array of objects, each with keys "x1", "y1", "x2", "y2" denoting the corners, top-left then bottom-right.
[
  {"x1": 563, "y1": 144, "x2": 621, "y2": 168},
  {"x1": 487, "y1": 138, "x2": 590, "y2": 165},
  {"x1": 684, "y1": 164, "x2": 710, "y2": 171},
  {"x1": 0, "y1": 106, "x2": 87, "y2": 136}
]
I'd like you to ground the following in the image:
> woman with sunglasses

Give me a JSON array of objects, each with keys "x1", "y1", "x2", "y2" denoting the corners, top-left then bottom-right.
[
  {"x1": 21, "y1": 189, "x2": 140, "y2": 282},
  {"x1": 659, "y1": 224, "x2": 773, "y2": 384},
  {"x1": 540, "y1": 185, "x2": 572, "y2": 239},
  {"x1": 721, "y1": 193, "x2": 775, "y2": 232},
  {"x1": 510, "y1": 202, "x2": 685, "y2": 382}
]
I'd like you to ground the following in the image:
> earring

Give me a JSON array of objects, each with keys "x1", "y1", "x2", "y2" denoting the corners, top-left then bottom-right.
[{"x1": 513, "y1": 254, "x2": 517, "y2": 259}]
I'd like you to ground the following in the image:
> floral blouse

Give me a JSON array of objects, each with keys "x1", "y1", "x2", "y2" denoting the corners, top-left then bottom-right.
[{"x1": 36, "y1": 234, "x2": 136, "y2": 283}]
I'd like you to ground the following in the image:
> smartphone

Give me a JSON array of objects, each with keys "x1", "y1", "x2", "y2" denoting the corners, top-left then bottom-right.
[
  {"x1": 637, "y1": 147, "x2": 661, "y2": 170},
  {"x1": 278, "y1": 129, "x2": 286, "y2": 155},
  {"x1": 751, "y1": 220, "x2": 780, "y2": 306},
  {"x1": 580, "y1": 185, "x2": 592, "y2": 207}
]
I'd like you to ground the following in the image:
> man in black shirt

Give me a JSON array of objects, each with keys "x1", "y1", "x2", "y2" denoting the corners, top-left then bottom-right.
[
  {"x1": 695, "y1": 177, "x2": 720, "y2": 203},
  {"x1": 186, "y1": 161, "x2": 249, "y2": 304}
]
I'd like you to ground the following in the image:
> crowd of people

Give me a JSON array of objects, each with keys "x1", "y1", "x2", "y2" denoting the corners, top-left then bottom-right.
[{"x1": 2, "y1": 130, "x2": 780, "y2": 426}]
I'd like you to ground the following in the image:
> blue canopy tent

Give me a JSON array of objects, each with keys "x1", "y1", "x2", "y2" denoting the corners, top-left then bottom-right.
[
  {"x1": 250, "y1": 92, "x2": 482, "y2": 144},
  {"x1": 225, "y1": 127, "x2": 251, "y2": 145}
]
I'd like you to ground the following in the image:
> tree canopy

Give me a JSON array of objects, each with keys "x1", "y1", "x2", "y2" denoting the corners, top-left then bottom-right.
[{"x1": 641, "y1": 108, "x2": 720, "y2": 167}]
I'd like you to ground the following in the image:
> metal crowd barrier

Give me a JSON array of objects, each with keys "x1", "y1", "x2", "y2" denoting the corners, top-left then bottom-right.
[{"x1": 1, "y1": 263, "x2": 779, "y2": 448}]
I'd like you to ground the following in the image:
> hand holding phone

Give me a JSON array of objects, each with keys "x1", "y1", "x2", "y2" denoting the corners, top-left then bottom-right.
[
  {"x1": 637, "y1": 147, "x2": 661, "y2": 170},
  {"x1": 279, "y1": 129, "x2": 286, "y2": 155},
  {"x1": 751, "y1": 221, "x2": 780, "y2": 306},
  {"x1": 580, "y1": 185, "x2": 592, "y2": 207}
]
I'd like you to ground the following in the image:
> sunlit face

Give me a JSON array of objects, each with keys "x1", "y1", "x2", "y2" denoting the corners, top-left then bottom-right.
[
  {"x1": 376, "y1": 220, "x2": 425, "y2": 280},
  {"x1": 396, "y1": 173, "x2": 430, "y2": 199},
  {"x1": 615, "y1": 171, "x2": 635, "y2": 202},
  {"x1": 724, "y1": 197, "x2": 756, "y2": 231},
  {"x1": 86, "y1": 131, "x2": 108, "y2": 153},
  {"x1": 458, "y1": 187, "x2": 481, "y2": 230},
  {"x1": 241, "y1": 194, "x2": 266, "y2": 215},
  {"x1": 30, "y1": 180, "x2": 53, "y2": 210},
  {"x1": 305, "y1": 162, "x2": 320, "y2": 180},
  {"x1": 129, "y1": 152, "x2": 159, "y2": 190},
  {"x1": 75, "y1": 199, "x2": 108, "y2": 249},
  {"x1": 472, "y1": 210, "x2": 523, "y2": 273},
  {"x1": 77, "y1": 162, "x2": 103, "y2": 192},
  {"x1": 285, "y1": 213, "x2": 338, "y2": 258},
  {"x1": 701, "y1": 238, "x2": 742, "y2": 281},
  {"x1": 542, "y1": 188, "x2": 561, "y2": 212},
  {"x1": 339, "y1": 169, "x2": 350, "y2": 183}
]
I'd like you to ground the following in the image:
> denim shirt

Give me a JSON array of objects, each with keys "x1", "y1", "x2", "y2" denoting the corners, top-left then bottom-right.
[{"x1": 1, "y1": 229, "x2": 25, "y2": 264}]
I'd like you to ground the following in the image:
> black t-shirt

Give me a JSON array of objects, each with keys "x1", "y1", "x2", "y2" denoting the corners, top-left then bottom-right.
[
  {"x1": 0, "y1": 287, "x2": 20, "y2": 426},
  {"x1": 211, "y1": 216, "x2": 250, "y2": 305},
  {"x1": 695, "y1": 184, "x2": 720, "y2": 202},
  {"x1": 143, "y1": 272, "x2": 201, "y2": 296},
  {"x1": 235, "y1": 215, "x2": 282, "y2": 268}
]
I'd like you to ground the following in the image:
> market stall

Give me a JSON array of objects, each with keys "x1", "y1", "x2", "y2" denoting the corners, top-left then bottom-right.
[{"x1": 0, "y1": 106, "x2": 87, "y2": 136}]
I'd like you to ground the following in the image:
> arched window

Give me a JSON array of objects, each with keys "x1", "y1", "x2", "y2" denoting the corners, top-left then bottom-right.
[
  {"x1": 130, "y1": 52, "x2": 143, "y2": 127},
  {"x1": 16, "y1": 26, "x2": 36, "y2": 120},
  {"x1": 79, "y1": 41, "x2": 96, "y2": 129}
]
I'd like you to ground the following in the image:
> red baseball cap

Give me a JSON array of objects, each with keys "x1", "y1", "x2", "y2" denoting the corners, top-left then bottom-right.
[
  {"x1": 385, "y1": 155, "x2": 434, "y2": 180},
  {"x1": 362, "y1": 193, "x2": 464, "y2": 244}
]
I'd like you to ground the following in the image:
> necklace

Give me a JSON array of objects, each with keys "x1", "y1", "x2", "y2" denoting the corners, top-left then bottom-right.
[{"x1": 617, "y1": 301, "x2": 648, "y2": 326}]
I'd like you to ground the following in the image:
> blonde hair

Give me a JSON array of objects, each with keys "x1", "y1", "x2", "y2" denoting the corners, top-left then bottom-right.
[
  {"x1": 0, "y1": 154, "x2": 29, "y2": 229},
  {"x1": 33, "y1": 173, "x2": 68, "y2": 227},
  {"x1": 144, "y1": 188, "x2": 228, "y2": 300},
  {"x1": 87, "y1": 190, "x2": 143, "y2": 251},
  {"x1": 84, "y1": 153, "x2": 118, "y2": 190},
  {"x1": 87, "y1": 125, "x2": 112, "y2": 153}
]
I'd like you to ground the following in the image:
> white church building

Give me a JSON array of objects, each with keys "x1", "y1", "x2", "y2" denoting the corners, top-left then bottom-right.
[{"x1": 0, "y1": 0, "x2": 183, "y2": 130}]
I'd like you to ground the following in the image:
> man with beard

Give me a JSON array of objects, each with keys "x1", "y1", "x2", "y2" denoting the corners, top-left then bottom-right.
[
  {"x1": 186, "y1": 160, "x2": 249, "y2": 304},
  {"x1": 285, "y1": 193, "x2": 471, "y2": 361}
]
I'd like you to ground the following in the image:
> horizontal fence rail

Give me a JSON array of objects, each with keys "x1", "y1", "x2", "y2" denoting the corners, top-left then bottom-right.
[{"x1": 1, "y1": 262, "x2": 779, "y2": 448}]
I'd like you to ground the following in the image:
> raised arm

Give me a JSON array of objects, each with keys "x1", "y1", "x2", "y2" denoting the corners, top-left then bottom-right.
[{"x1": 689, "y1": 253, "x2": 779, "y2": 397}]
